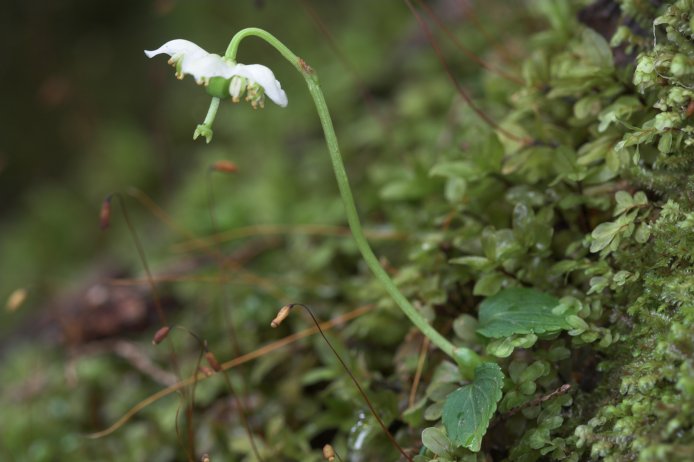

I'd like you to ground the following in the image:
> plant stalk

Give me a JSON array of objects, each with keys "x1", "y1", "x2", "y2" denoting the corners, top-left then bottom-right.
[{"x1": 209, "y1": 28, "x2": 479, "y2": 373}]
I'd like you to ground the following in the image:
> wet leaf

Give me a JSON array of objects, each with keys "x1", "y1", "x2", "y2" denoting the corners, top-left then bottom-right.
[
  {"x1": 477, "y1": 288, "x2": 569, "y2": 338},
  {"x1": 442, "y1": 362, "x2": 504, "y2": 452},
  {"x1": 421, "y1": 427, "x2": 451, "y2": 457}
]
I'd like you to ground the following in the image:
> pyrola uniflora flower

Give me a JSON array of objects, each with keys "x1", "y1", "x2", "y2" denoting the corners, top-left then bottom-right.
[{"x1": 145, "y1": 39, "x2": 288, "y2": 108}]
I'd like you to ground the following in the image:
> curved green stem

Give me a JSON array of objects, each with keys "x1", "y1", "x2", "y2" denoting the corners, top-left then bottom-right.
[{"x1": 207, "y1": 28, "x2": 479, "y2": 373}]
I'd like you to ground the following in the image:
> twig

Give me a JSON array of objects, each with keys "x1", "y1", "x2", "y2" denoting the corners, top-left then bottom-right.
[{"x1": 87, "y1": 304, "x2": 373, "y2": 439}]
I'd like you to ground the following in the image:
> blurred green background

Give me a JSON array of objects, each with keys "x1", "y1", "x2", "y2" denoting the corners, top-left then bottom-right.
[{"x1": 0, "y1": 1, "x2": 527, "y2": 460}]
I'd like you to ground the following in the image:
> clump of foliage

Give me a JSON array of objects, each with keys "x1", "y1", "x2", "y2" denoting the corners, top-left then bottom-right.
[
  {"x1": 4, "y1": 1, "x2": 694, "y2": 461},
  {"x1": 376, "y1": 1, "x2": 694, "y2": 460}
]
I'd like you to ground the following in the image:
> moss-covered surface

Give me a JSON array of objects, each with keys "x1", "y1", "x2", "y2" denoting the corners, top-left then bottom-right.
[{"x1": 2, "y1": 1, "x2": 693, "y2": 461}]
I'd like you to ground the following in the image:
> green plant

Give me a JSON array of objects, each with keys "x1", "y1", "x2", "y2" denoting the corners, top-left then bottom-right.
[{"x1": 90, "y1": 2, "x2": 694, "y2": 459}]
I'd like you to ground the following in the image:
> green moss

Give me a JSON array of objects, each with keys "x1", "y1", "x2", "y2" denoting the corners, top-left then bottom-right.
[{"x1": 391, "y1": 1, "x2": 694, "y2": 460}]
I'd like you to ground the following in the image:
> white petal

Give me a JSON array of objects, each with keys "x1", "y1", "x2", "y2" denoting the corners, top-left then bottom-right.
[
  {"x1": 144, "y1": 39, "x2": 207, "y2": 59},
  {"x1": 235, "y1": 64, "x2": 288, "y2": 107},
  {"x1": 181, "y1": 54, "x2": 238, "y2": 81},
  {"x1": 145, "y1": 40, "x2": 288, "y2": 107}
]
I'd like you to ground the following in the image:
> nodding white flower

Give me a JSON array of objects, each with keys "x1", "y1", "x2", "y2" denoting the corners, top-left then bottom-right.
[{"x1": 145, "y1": 39, "x2": 288, "y2": 108}]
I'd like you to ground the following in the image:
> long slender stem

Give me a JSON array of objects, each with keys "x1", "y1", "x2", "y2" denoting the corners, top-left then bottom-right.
[
  {"x1": 216, "y1": 28, "x2": 479, "y2": 373},
  {"x1": 285, "y1": 304, "x2": 412, "y2": 461}
]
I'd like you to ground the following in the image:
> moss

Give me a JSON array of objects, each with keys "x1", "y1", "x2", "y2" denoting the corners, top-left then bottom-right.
[{"x1": 394, "y1": 1, "x2": 694, "y2": 460}]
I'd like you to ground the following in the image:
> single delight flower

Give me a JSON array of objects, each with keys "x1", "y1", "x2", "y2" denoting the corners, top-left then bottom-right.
[{"x1": 145, "y1": 39, "x2": 288, "y2": 108}]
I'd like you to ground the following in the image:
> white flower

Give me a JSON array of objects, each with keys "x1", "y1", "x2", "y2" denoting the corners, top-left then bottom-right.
[
  {"x1": 145, "y1": 39, "x2": 288, "y2": 107},
  {"x1": 233, "y1": 63, "x2": 288, "y2": 108}
]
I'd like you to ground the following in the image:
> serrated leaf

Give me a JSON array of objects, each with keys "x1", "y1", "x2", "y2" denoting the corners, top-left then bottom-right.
[
  {"x1": 442, "y1": 363, "x2": 504, "y2": 452},
  {"x1": 476, "y1": 288, "x2": 569, "y2": 338}
]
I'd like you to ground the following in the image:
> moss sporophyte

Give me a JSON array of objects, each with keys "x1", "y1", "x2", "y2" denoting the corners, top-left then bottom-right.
[{"x1": 145, "y1": 28, "x2": 481, "y2": 377}]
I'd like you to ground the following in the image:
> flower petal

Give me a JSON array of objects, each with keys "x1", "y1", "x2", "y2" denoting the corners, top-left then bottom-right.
[
  {"x1": 145, "y1": 39, "x2": 238, "y2": 82},
  {"x1": 182, "y1": 54, "x2": 238, "y2": 82},
  {"x1": 234, "y1": 64, "x2": 288, "y2": 107},
  {"x1": 144, "y1": 39, "x2": 207, "y2": 59},
  {"x1": 145, "y1": 39, "x2": 288, "y2": 107}
]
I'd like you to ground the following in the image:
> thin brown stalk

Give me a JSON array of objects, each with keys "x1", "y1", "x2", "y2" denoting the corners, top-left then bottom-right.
[
  {"x1": 466, "y1": 1, "x2": 516, "y2": 63},
  {"x1": 282, "y1": 304, "x2": 413, "y2": 462},
  {"x1": 206, "y1": 169, "x2": 270, "y2": 461},
  {"x1": 178, "y1": 323, "x2": 265, "y2": 462},
  {"x1": 205, "y1": 170, "x2": 244, "y2": 356},
  {"x1": 110, "y1": 272, "x2": 283, "y2": 299},
  {"x1": 87, "y1": 304, "x2": 373, "y2": 439},
  {"x1": 414, "y1": 0, "x2": 524, "y2": 85},
  {"x1": 296, "y1": 0, "x2": 390, "y2": 132},
  {"x1": 408, "y1": 336, "x2": 430, "y2": 407},
  {"x1": 109, "y1": 194, "x2": 196, "y2": 456},
  {"x1": 171, "y1": 223, "x2": 406, "y2": 254},
  {"x1": 109, "y1": 194, "x2": 185, "y2": 384},
  {"x1": 126, "y1": 188, "x2": 286, "y2": 299},
  {"x1": 403, "y1": 0, "x2": 530, "y2": 144},
  {"x1": 112, "y1": 194, "x2": 168, "y2": 326},
  {"x1": 491, "y1": 383, "x2": 572, "y2": 428}
]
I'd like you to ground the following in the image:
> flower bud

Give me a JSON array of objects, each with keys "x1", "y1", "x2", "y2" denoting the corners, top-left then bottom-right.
[
  {"x1": 322, "y1": 444, "x2": 335, "y2": 461},
  {"x1": 152, "y1": 326, "x2": 171, "y2": 345},
  {"x1": 229, "y1": 75, "x2": 247, "y2": 103},
  {"x1": 198, "y1": 366, "x2": 215, "y2": 377},
  {"x1": 100, "y1": 196, "x2": 112, "y2": 230},
  {"x1": 271, "y1": 305, "x2": 292, "y2": 328},
  {"x1": 211, "y1": 160, "x2": 238, "y2": 174},
  {"x1": 6, "y1": 288, "x2": 28, "y2": 312},
  {"x1": 205, "y1": 351, "x2": 222, "y2": 372}
]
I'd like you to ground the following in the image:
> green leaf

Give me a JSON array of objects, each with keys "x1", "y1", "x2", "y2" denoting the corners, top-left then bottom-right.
[
  {"x1": 442, "y1": 362, "x2": 504, "y2": 452},
  {"x1": 430, "y1": 161, "x2": 481, "y2": 180},
  {"x1": 590, "y1": 212, "x2": 637, "y2": 253},
  {"x1": 476, "y1": 133, "x2": 504, "y2": 172},
  {"x1": 487, "y1": 333, "x2": 538, "y2": 358},
  {"x1": 453, "y1": 314, "x2": 478, "y2": 342},
  {"x1": 614, "y1": 191, "x2": 634, "y2": 216},
  {"x1": 589, "y1": 221, "x2": 622, "y2": 252},
  {"x1": 476, "y1": 288, "x2": 569, "y2": 338},
  {"x1": 421, "y1": 427, "x2": 451, "y2": 457},
  {"x1": 444, "y1": 177, "x2": 466, "y2": 203},
  {"x1": 403, "y1": 398, "x2": 427, "y2": 427},
  {"x1": 449, "y1": 256, "x2": 492, "y2": 271},
  {"x1": 473, "y1": 271, "x2": 505, "y2": 296},
  {"x1": 581, "y1": 28, "x2": 614, "y2": 69}
]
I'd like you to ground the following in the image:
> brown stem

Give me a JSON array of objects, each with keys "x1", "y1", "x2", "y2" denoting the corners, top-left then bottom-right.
[
  {"x1": 403, "y1": 0, "x2": 530, "y2": 144},
  {"x1": 408, "y1": 336, "x2": 430, "y2": 407},
  {"x1": 176, "y1": 326, "x2": 265, "y2": 462},
  {"x1": 88, "y1": 304, "x2": 373, "y2": 439},
  {"x1": 279, "y1": 304, "x2": 413, "y2": 462},
  {"x1": 414, "y1": 0, "x2": 524, "y2": 85},
  {"x1": 297, "y1": 0, "x2": 390, "y2": 132},
  {"x1": 107, "y1": 193, "x2": 191, "y2": 443}
]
